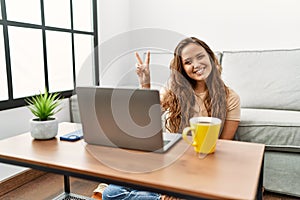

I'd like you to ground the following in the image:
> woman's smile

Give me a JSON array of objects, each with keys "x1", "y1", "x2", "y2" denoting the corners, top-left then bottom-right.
[{"x1": 193, "y1": 66, "x2": 206, "y2": 75}]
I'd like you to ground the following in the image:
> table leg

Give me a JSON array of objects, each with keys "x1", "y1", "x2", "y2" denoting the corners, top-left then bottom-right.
[
  {"x1": 64, "y1": 175, "x2": 70, "y2": 193},
  {"x1": 256, "y1": 154, "x2": 264, "y2": 200}
]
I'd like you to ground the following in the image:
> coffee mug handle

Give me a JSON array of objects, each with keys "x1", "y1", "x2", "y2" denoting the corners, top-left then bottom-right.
[{"x1": 182, "y1": 127, "x2": 194, "y2": 145}]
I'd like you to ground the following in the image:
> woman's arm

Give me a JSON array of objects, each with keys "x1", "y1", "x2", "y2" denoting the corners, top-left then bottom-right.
[
  {"x1": 219, "y1": 120, "x2": 240, "y2": 140},
  {"x1": 221, "y1": 88, "x2": 241, "y2": 140}
]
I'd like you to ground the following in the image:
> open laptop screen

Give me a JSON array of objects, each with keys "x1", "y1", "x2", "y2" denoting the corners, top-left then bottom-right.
[{"x1": 77, "y1": 86, "x2": 165, "y2": 152}]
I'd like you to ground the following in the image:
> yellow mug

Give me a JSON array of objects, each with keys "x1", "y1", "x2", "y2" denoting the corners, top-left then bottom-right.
[{"x1": 182, "y1": 117, "x2": 222, "y2": 154}]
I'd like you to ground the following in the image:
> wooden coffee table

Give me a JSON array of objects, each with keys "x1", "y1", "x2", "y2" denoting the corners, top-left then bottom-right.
[{"x1": 0, "y1": 122, "x2": 264, "y2": 199}]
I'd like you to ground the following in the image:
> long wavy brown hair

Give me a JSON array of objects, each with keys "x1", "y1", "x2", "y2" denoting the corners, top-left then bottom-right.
[{"x1": 161, "y1": 37, "x2": 228, "y2": 133}]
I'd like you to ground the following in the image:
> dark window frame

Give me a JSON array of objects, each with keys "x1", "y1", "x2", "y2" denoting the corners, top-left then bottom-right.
[{"x1": 0, "y1": 0, "x2": 99, "y2": 110}]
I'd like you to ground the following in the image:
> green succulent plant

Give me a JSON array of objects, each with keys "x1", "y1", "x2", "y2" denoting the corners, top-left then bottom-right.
[{"x1": 26, "y1": 89, "x2": 62, "y2": 121}]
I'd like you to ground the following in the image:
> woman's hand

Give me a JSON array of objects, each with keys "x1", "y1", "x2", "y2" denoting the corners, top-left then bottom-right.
[{"x1": 135, "y1": 51, "x2": 151, "y2": 89}]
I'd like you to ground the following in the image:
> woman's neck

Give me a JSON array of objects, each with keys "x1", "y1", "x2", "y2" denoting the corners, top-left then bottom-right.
[{"x1": 194, "y1": 81, "x2": 206, "y2": 93}]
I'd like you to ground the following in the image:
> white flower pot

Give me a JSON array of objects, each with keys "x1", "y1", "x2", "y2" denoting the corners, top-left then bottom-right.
[{"x1": 30, "y1": 118, "x2": 58, "y2": 140}]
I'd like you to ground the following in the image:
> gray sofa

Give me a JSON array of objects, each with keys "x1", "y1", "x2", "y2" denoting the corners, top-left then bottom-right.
[
  {"x1": 221, "y1": 49, "x2": 300, "y2": 197},
  {"x1": 70, "y1": 48, "x2": 300, "y2": 197}
]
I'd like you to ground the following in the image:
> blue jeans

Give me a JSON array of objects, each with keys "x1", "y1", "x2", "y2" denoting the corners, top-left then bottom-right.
[{"x1": 102, "y1": 184, "x2": 161, "y2": 200}]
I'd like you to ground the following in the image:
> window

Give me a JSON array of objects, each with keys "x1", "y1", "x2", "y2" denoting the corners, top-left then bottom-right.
[
  {"x1": 74, "y1": 33, "x2": 94, "y2": 86},
  {"x1": 73, "y1": 0, "x2": 93, "y2": 32},
  {"x1": 9, "y1": 26, "x2": 45, "y2": 98},
  {"x1": 6, "y1": 0, "x2": 41, "y2": 24},
  {"x1": 44, "y1": 0, "x2": 71, "y2": 29},
  {"x1": 0, "y1": 25, "x2": 8, "y2": 101},
  {"x1": 46, "y1": 30, "x2": 73, "y2": 92},
  {"x1": 0, "y1": 0, "x2": 98, "y2": 110}
]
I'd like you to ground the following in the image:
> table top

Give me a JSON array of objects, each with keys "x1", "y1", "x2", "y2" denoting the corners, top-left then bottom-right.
[{"x1": 0, "y1": 122, "x2": 265, "y2": 199}]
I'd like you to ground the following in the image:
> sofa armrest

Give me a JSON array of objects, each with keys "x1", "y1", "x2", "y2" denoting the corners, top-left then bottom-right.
[{"x1": 69, "y1": 95, "x2": 81, "y2": 123}]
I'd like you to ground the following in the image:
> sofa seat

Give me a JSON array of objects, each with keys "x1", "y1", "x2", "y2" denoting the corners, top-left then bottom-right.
[
  {"x1": 236, "y1": 108, "x2": 300, "y2": 148},
  {"x1": 235, "y1": 108, "x2": 300, "y2": 197},
  {"x1": 263, "y1": 150, "x2": 300, "y2": 196}
]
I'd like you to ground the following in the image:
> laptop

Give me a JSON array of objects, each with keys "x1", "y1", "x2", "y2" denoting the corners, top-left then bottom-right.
[{"x1": 76, "y1": 86, "x2": 182, "y2": 153}]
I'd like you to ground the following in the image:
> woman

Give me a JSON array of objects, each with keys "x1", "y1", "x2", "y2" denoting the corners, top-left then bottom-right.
[
  {"x1": 136, "y1": 37, "x2": 240, "y2": 138},
  {"x1": 101, "y1": 37, "x2": 240, "y2": 200}
]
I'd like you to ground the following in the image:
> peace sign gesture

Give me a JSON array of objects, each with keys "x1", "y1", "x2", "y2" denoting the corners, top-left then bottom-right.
[{"x1": 135, "y1": 51, "x2": 151, "y2": 88}]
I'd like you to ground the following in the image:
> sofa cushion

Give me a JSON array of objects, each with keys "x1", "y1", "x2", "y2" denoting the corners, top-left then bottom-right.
[
  {"x1": 235, "y1": 108, "x2": 300, "y2": 147},
  {"x1": 221, "y1": 49, "x2": 300, "y2": 111}
]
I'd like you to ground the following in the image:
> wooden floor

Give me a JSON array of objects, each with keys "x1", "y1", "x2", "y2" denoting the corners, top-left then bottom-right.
[{"x1": 0, "y1": 172, "x2": 298, "y2": 200}]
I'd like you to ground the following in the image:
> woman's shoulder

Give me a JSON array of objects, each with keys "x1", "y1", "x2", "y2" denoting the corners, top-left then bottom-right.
[
  {"x1": 227, "y1": 87, "x2": 239, "y2": 98},
  {"x1": 225, "y1": 87, "x2": 241, "y2": 120},
  {"x1": 226, "y1": 87, "x2": 240, "y2": 108}
]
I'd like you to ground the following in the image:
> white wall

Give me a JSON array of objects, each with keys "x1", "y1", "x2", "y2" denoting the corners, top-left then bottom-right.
[
  {"x1": 98, "y1": 0, "x2": 136, "y2": 87},
  {"x1": 98, "y1": 0, "x2": 130, "y2": 42},
  {"x1": 128, "y1": 0, "x2": 300, "y2": 51},
  {"x1": 99, "y1": 0, "x2": 300, "y2": 88}
]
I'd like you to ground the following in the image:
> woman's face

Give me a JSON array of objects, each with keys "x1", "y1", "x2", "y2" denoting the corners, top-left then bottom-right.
[{"x1": 181, "y1": 43, "x2": 212, "y2": 82}]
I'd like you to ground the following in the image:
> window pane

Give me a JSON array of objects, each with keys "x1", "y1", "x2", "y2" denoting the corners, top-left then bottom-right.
[
  {"x1": 74, "y1": 34, "x2": 94, "y2": 86},
  {"x1": 6, "y1": 0, "x2": 41, "y2": 24},
  {"x1": 44, "y1": 0, "x2": 71, "y2": 29},
  {"x1": 46, "y1": 31, "x2": 73, "y2": 92},
  {"x1": 73, "y1": 0, "x2": 93, "y2": 32},
  {"x1": 0, "y1": 25, "x2": 8, "y2": 101},
  {"x1": 9, "y1": 27, "x2": 45, "y2": 98}
]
